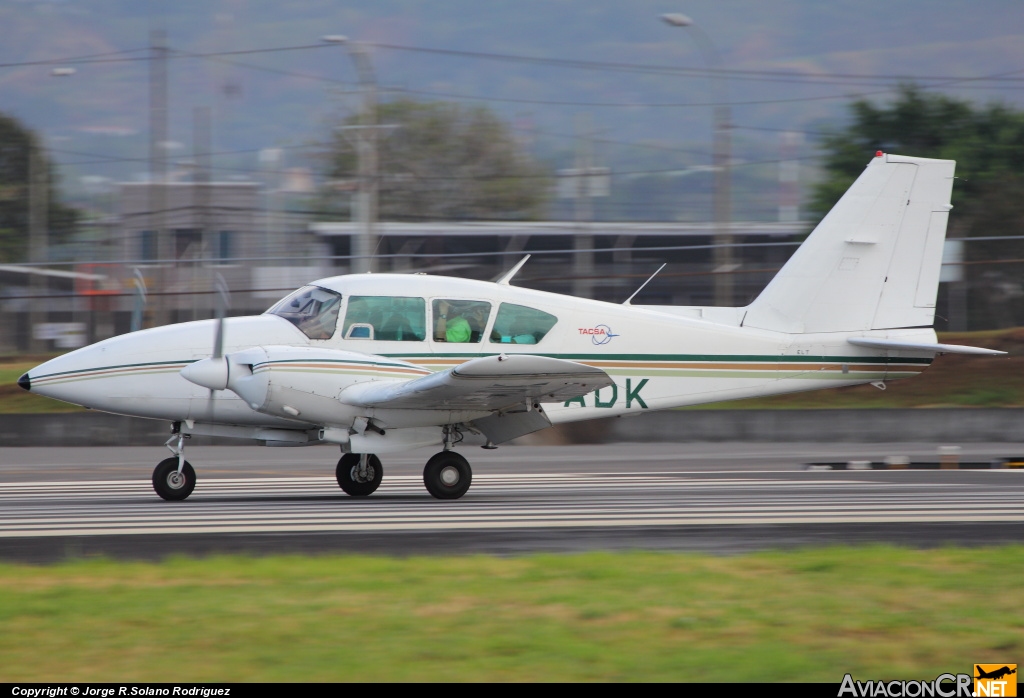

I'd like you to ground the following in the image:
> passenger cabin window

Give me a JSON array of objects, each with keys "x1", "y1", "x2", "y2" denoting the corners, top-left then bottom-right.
[
  {"x1": 489, "y1": 303, "x2": 558, "y2": 345},
  {"x1": 342, "y1": 296, "x2": 426, "y2": 341},
  {"x1": 266, "y1": 285, "x2": 342, "y2": 340},
  {"x1": 433, "y1": 300, "x2": 491, "y2": 343}
]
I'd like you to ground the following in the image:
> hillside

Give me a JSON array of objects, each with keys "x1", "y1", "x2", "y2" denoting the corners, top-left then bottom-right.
[{"x1": 2, "y1": 0, "x2": 1022, "y2": 210}]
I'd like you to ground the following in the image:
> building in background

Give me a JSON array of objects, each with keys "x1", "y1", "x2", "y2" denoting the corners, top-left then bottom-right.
[
  {"x1": 0, "y1": 181, "x2": 327, "y2": 352},
  {"x1": 309, "y1": 220, "x2": 803, "y2": 306}
]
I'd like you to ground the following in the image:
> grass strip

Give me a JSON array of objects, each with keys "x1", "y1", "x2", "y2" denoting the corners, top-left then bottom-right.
[{"x1": 0, "y1": 546, "x2": 1020, "y2": 681}]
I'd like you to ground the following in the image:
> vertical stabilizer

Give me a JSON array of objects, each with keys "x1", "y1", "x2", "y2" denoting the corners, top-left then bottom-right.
[{"x1": 743, "y1": 153, "x2": 955, "y2": 334}]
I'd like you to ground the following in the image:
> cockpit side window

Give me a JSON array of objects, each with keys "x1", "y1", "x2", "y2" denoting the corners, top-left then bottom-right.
[
  {"x1": 265, "y1": 285, "x2": 343, "y2": 340},
  {"x1": 342, "y1": 296, "x2": 426, "y2": 341},
  {"x1": 432, "y1": 299, "x2": 491, "y2": 343},
  {"x1": 488, "y1": 303, "x2": 558, "y2": 345}
]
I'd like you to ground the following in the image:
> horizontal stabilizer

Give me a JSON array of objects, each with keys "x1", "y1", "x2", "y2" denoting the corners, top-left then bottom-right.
[
  {"x1": 339, "y1": 354, "x2": 613, "y2": 411},
  {"x1": 847, "y1": 337, "x2": 1006, "y2": 355}
]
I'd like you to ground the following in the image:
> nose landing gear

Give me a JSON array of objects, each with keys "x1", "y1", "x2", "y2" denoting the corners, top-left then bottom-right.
[
  {"x1": 153, "y1": 458, "x2": 196, "y2": 501},
  {"x1": 152, "y1": 429, "x2": 196, "y2": 499},
  {"x1": 153, "y1": 431, "x2": 195, "y2": 501}
]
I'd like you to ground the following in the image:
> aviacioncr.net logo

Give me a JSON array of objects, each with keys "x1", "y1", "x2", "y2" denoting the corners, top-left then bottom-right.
[
  {"x1": 839, "y1": 673, "x2": 973, "y2": 697},
  {"x1": 974, "y1": 665, "x2": 1017, "y2": 697}
]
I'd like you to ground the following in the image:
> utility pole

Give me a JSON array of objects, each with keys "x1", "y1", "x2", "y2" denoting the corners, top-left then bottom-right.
[
  {"x1": 661, "y1": 14, "x2": 733, "y2": 306},
  {"x1": 259, "y1": 148, "x2": 281, "y2": 262},
  {"x1": 573, "y1": 116, "x2": 595, "y2": 299},
  {"x1": 323, "y1": 36, "x2": 379, "y2": 274},
  {"x1": 351, "y1": 43, "x2": 379, "y2": 274},
  {"x1": 193, "y1": 106, "x2": 211, "y2": 322},
  {"x1": 28, "y1": 138, "x2": 48, "y2": 353},
  {"x1": 711, "y1": 94, "x2": 733, "y2": 307},
  {"x1": 149, "y1": 29, "x2": 169, "y2": 325}
]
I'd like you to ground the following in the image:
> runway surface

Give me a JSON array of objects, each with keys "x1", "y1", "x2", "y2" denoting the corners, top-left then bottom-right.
[{"x1": 0, "y1": 443, "x2": 1022, "y2": 561}]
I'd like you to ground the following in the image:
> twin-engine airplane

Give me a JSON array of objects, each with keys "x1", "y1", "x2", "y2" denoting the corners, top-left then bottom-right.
[{"x1": 19, "y1": 152, "x2": 1003, "y2": 501}]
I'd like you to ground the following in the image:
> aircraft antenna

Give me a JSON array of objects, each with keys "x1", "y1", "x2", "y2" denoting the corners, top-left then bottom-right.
[
  {"x1": 495, "y1": 255, "x2": 531, "y2": 286},
  {"x1": 623, "y1": 263, "x2": 667, "y2": 305}
]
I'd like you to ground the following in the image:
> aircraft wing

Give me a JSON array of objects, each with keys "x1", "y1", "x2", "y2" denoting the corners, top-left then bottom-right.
[{"x1": 338, "y1": 354, "x2": 613, "y2": 411}]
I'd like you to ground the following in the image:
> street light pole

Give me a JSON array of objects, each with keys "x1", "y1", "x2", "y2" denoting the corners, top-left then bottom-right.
[
  {"x1": 27, "y1": 67, "x2": 77, "y2": 351},
  {"x1": 661, "y1": 13, "x2": 733, "y2": 307},
  {"x1": 323, "y1": 35, "x2": 378, "y2": 274},
  {"x1": 27, "y1": 136, "x2": 48, "y2": 353},
  {"x1": 149, "y1": 28, "x2": 169, "y2": 325}
]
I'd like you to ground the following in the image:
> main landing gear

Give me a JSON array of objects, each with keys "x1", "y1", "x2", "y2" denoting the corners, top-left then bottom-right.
[
  {"x1": 335, "y1": 450, "x2": 473, "y2": 500},
  {"x1": 336, "y1": 426, "x2": 473, "y2": 500},
  {"x1": 149, "y1": 424, "x2": 474, "y2": 502},
  {"x1": 153, "y1": 432, "x2": 196, "y2": 501},
  {"x1": 336, "y1": 453, "x2": 383, "y2": 496},
  {"x1": 422, "y1": 451, "x2": 472, "y2": 500}
]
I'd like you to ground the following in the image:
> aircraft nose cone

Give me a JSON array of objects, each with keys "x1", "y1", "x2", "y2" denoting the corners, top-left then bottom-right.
[{"x1": 17, "y1": 373, "x2": 30, "y2": 391}]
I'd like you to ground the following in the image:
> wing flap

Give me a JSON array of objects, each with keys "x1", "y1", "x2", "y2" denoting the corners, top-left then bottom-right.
[{"x1": 339, "y1": 354, "x2": 613, "y2": 411}]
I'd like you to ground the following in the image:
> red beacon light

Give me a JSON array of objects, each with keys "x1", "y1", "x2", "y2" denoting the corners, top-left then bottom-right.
[{"x1": 876, "y1": 150, "x2": 884, "y2": 157}]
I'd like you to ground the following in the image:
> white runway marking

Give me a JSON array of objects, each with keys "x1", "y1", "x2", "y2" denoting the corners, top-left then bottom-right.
[{"x1": 0, "y1": 471, "x2": 1021, "y2": 537}]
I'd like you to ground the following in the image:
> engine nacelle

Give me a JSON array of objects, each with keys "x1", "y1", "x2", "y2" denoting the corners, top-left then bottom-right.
[{"x1": 215, "y1": 345, "x2": 424, "y2": 427}]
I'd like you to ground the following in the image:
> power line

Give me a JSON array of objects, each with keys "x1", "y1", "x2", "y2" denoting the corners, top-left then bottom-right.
[
  {"x1": 6, "y1": 239, "x2": 805, "y2": 270},
  {"x1": 733, "y1": 124, "x2": 833, "y2": 137},
  {"x1": 0, "y1": 47, "x2": 150, "y2": 69},
  {"x1": 13, "y1": 232, "x2": 1024, "y2": 273},
  {"x1": 0, "y1": 44, "x2": 332, "y2": 70},
  {"x1": 385, "y1": 85, "x2": 861, "y2": 109},
  {"x1": 8, "y1": 38, "x2": 1024, "y2": 90},
  {"x1": 49, "y1": 136, "x2": 824, "y2": 180},
  {"x1": 369, "y1": 41, "x2": 1024, "y2": 84},
  {"x1": 166, "y1": 47, "x2": 351, "y2": 87}
]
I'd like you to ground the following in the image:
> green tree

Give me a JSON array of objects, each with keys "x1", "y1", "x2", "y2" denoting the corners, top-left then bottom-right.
[
  {"x1": 0, "y1": 113, "x2": 78, "y2": 262},
  {"x1": 811, "y1": 86, "x2": 1024, "y2": 328},
  {"x1": 811, "y1": 85, "x2": 1024, "y2": 222},
  {"x1": 324, "y1": 99, "x2": 550, "y2": 221}
]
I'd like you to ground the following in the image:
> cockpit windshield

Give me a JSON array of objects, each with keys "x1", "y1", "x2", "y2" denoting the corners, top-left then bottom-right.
[{"x1": 265, "y1": 285, "x2": 343, "y2": 340}]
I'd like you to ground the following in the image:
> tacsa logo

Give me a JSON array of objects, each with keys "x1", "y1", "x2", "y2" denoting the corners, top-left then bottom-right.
[
  {"x1": 578, "y1": 324, "x2": 619, "y2": 345},
  {"x1": 975, "y1": 665, "x2": 1017, "y2": 697}
]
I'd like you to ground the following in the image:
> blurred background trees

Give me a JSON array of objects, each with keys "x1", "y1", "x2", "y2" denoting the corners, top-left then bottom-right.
[
  {"x1": 322, "y1": 99, "x2": 551, "y2": 222},
  {"x1": 0, "y1": 113, "x2": 78, "y2": 263},
  {"x1": 811, "y1": 86, "x2": 1024, "y2": 328}
]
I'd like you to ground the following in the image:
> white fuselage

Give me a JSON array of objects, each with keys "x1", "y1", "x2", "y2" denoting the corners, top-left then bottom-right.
[{"x1": 25, "y1": 273, "x2": 936, "y2": 438}]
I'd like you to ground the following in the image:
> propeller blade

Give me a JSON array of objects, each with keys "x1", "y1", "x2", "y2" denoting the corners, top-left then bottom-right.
[
  {"x1": 205, "y1": 272, "x2": 233, "y2": 415},
  {"x1": 212, "y1": 272, "x2": 231, "y2": 359},
  {"x1": 130, "y1": 268, "x2": 147, "y2": 332}
]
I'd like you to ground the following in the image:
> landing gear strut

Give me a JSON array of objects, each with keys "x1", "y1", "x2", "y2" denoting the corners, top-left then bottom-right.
[
  {"x1": 336, "y1": 453, "x2": 383, "y2": 496},
  {"x1": 153, "y1": 431, "x2": 196, "y2": 501}
]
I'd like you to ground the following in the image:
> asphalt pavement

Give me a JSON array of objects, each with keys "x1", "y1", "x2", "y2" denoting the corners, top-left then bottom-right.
[{"x1": 0, "y1": 443, "x2": 1021, "y2": 562}]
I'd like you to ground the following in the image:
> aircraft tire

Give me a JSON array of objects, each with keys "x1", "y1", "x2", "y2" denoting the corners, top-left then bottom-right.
[
  {"x1": 423, "y1": 451, "x2": 472, "y2": 500},
  {"x1": 336, "y1": 453, "x2": 383, "y2": 496},
  {"x1": 152, "y1": 457, "x2": 196, "y2": 501}
]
